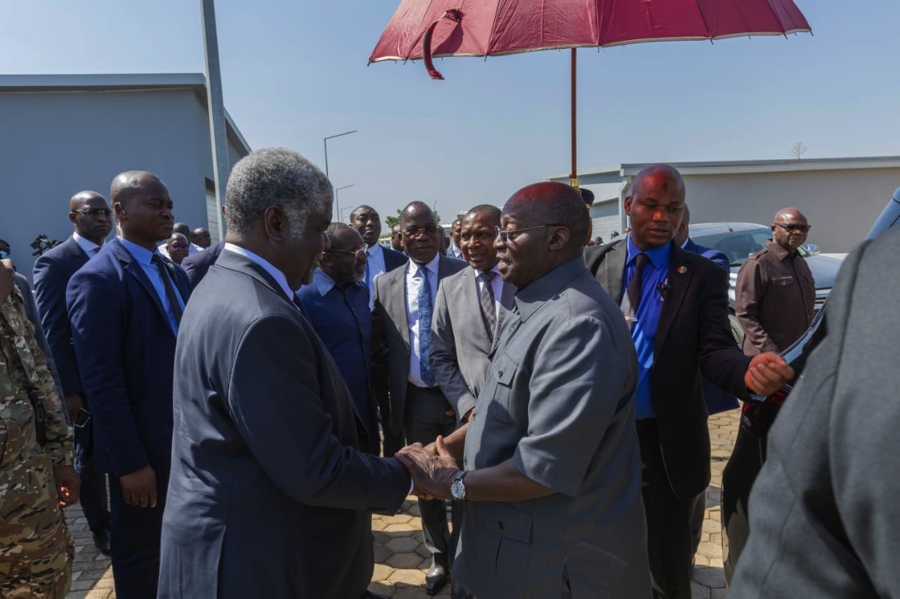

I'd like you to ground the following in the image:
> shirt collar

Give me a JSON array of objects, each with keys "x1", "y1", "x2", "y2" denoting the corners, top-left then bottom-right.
[
  {"x1": 367, "y1": 243, "x2": 383, "y2": 258},
  {"x1": 477, "y1": 262, "x2": 501, "y2": 278},
  {"x1": 312, "y1": 269, "x2": 337, "y2": 297},
  {"x1": 72, "y1": 232, "x2": 101, "y2": 254},
  {"x1": 120, "y1": 238, "x2": 157, "y2": 266},
  {"x1": 514, "y1": 256, "x2": 587, "y2": 322},
  {"x1": 410, "y1": 253, "x2": 441, "y2": 277},
  {"x1": 223, "y1": 243, "x2": 296, "y2": 298},
  {"x1": 626, "y1": 235, "x2": 671, "y2": 271},
  {"x1": 766, "y1": 239, "x2": 794, "y2": 261}
]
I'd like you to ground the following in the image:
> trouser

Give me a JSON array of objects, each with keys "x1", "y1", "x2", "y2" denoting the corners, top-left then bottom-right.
[
  {"x1": 405, "y1": 384, "x2": 464, "y2": 569},
  {"x1": 373, "y1": 359, "x2": 404, "y2": 457},
  {"x1": 721, "y1": 425, "x2": 767, "y2": 585},
  {"x1": 74, "y1": 414, "x2": 111, "y2": 534},
  {"x1": 108, "y1": 462, "x2": 169, "y2": 599},
  {"x1": 637, "y1": 420, "x2": 693, "y2": 599},
  {"x1": 690, "y1": 491, "x2": 706, "y2": 557}
]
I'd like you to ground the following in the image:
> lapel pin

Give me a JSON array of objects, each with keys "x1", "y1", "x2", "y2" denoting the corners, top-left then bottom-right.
[{"x1": 677, "y1": 266, "x2": 687, "y2": 274}]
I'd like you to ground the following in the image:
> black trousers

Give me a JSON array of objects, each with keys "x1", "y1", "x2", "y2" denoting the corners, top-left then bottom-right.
[
  {"x1": 405, "y1": 384, "x2": 464, "y2": 569},
  {"x1": 74, "y1": 421, "x2": 111, "y2": 534},
  {"x1": 372, "y1": 356, "x2": 405, "y2": 457},
  {"x1": 637, "y1": 420, "x2": 693, "y2": 599}
]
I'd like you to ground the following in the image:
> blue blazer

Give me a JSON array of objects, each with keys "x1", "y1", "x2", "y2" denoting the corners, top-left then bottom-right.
[
  {"x1": 180, "y1": 239, "x2": 225, "y2": 289},
  {"x1": 684, "y1": 237, "x2": 731, "y2": 271},
  {"x1": 33, "y1": 236, "x2": 90, "y2": 399},
  {"x1": 66, "y1": 238, "x2": 191, "y2": 477}
]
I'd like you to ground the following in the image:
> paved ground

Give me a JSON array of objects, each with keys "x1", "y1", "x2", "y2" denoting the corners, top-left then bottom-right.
[{"x1": 65, "y1": 409, "x2": 740, "y2": 598}]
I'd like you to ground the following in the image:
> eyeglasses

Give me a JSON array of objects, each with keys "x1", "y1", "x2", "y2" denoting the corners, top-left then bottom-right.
[
  {"x1": 74, "y1": 208, "x2": 112, "y2": 217},
  {"x1": 403, "y1": 225, "x2": 439, "y2": 238},
  {"x1": 773, "y1": 223, "x2": 811, "y2": 233},
  {"x1": 495, "y1": 224, "x2": 563, "y2": 243},
  {"x1": 169, "y1": 243, "x2": 189, "y2": 250},
  {"x1": 459, "y1": 231, "x2": 495, "y2": 244},
  {"x1": 0, "y1": 250, "x2": 9, "y2": 259},
  {"x1": 325, "y1": 245, "x2": 368, "y2": 260}
]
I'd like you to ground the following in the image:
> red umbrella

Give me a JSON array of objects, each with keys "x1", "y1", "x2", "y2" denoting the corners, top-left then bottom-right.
[{"x1": 370, "y1": 0, "x2": 811, "y2": 186}]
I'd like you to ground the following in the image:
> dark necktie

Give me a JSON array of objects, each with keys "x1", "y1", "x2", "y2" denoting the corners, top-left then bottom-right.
[
  {"x1": 151, "y1": 254, "x2": 183, "y2": 325},
  {"x1": 291, "y1": 294, "x2": 311, "y2": 324},
  {"x1": 621, "y1": 253, "x2": 649, "y2": 325},
  {"x1": 479, "y1": 270, "x2": 498, "y2": 341},
  {"x1": 416, "y1": 266, "x2": 436, "y2": 387}
]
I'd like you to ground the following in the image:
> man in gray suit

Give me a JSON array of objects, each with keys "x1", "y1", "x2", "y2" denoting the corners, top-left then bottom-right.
[
  {"x1": 372, "y1": 201, "x2": 466, "y2": 595},
  {"x1": 430, "y1": 204, "x2": 515, "y2": 426},
  {"x1": 730, "y1": 225, "x2": 900, "y2": 598},
  {"x1": 398, "y1": 182, "x2": 651, "y2": 598},
  {"x1": 159, "y1": 148, "x2": 412, "y2": 599}
]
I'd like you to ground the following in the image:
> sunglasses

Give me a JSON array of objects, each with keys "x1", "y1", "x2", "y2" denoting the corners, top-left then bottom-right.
[
  {"x1": 773, "y1": 223, "x2": 811, "y2": 233},
  {"x1": 170, "y1": 243, "x2": 189, "y2": 250}
]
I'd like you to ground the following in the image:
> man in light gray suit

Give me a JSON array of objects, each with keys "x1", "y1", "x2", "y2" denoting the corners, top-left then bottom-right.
[
  {"x1": 397, "y1": 182, "x2": 651, "y2": 598},
  {"x1": 372, "y1": 201, "x2": 466, "y2": 595},
  {"x1": 430, "y1": 204, "x2": 515, "y2": 426},
  {"x1": 730, "y1": 224, "x2": 900, "y2": 597},
  {"x1": 159, "y1": 148, "x2": 412, "y2": 599}
]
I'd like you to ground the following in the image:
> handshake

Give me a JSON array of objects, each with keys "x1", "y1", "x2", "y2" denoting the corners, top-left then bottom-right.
[{"x1": 395, "y1": 436, "x2": 461, "y2": 501}]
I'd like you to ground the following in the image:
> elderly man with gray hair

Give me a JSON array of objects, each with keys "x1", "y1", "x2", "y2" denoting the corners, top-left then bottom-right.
[{"x1": 158, "y1": 148, "x2": 413, "y2": 599}]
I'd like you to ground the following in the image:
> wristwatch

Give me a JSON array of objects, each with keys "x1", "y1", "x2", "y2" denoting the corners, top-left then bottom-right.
[{"x1": 450, "y1": 471, "x2": 469, "y2": 501}]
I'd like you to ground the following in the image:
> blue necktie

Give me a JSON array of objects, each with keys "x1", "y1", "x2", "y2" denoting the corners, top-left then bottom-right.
[{"x1": 417, "y1": 266, "x2": 436, "y2": 387}]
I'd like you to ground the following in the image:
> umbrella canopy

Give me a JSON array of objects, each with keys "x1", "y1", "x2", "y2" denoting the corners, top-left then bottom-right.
[
  {"x1": 369, "y1": 0, "x2": 811, "y2": 186},
  {"x1": 370, "y1": 0, "x2": 810, "y2": 65}
]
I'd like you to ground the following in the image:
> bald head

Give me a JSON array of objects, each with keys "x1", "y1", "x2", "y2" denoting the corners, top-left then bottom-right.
[
  {"x1": 69, "y1": 190, "x2": 112, "y2": 245},
  {"x1": 771, "y1": 207, "x2": 810, "y2": 253},
  {"x1": 110, "y1": 170, "x2": 174, "y2": 250},
  {"x1": 632, "y1": 164, "x2": 686, "y2": 202},
  {"x1": 506, "y1": 182, "x2": 589, "y2": 256}
]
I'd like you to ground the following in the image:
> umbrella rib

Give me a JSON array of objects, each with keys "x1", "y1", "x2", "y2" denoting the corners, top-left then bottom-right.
[
  {"x1": 691, "y1": 0, "x2": 713, "y2": 38},
  {"x1": 486, "y1": 0, "x2": 503, "y2": 55}
]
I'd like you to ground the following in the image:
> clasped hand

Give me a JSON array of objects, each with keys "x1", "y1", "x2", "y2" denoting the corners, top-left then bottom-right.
[{"x1": 395, "y1": 436, "x2": 459, "y2": 501}]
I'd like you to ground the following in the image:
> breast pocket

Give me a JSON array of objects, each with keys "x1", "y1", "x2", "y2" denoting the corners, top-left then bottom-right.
[
  {"x1": 772, "y1": 276, "x2": 794, "y2": 287},
  {"x1": 485, "y1": 354, "x2": 518, "y2": 424}
]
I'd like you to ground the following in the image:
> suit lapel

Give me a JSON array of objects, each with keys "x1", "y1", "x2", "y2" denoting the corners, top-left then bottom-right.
[
  {"x1": 655, "y1": 244, "x2": 693, "y2": 355},
  {"x1": 601, "y1": 242, "x2": 628, "y2": 303},
  {"x1": 112, "y1": 240, "x2": 173, "y2": 333},
  {"x1": 67, "y1": 236, "x2": 91, "y2": 268},
  {"x1": 390, "y1": 267, "x2": 412, "y2": 351}
]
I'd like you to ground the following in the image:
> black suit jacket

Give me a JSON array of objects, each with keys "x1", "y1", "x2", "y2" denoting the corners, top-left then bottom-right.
[
  {"x1": 382, "y1": 245, "x2": 408, "y2": 272},
  {"x1": 159, "y1": 250, "x2": 410, "y2": 599},
  {"x1": 585, "y1": 239, "x2": 751, "y2": 500},
  {"x1": 372, "y1": 255, "x2": 467, "y2": 435},
  {"x1": 33, "y1": 236, "x2": 90, "y2": 398},
  {"x1": 180, "y1": 239, "x2": 225, "y2": 289}
]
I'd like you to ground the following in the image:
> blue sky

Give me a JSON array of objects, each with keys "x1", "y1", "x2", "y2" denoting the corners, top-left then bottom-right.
[{"x1": 1, "y1": 1, "x2": 897, "y2": 222}]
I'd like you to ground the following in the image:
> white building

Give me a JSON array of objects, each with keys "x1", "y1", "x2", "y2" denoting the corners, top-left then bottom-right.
[
  {"x1": 0, "y1": 73, "x2": 251, "y2": 279},
  {"x1": 550, "y1": 157, "x2": 900, "y2": 251}
]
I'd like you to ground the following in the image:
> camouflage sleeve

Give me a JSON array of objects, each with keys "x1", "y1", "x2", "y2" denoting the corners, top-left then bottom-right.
[{"x1": 18, "y1": 292, "x2": 74, "y2": 467}]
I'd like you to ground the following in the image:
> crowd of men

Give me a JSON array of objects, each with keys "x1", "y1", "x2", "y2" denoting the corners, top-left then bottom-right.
[{"x1": 1, "y1": 148, "x2": 896, "y2": 599}]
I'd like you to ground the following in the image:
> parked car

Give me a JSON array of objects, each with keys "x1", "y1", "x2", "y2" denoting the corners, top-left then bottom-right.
[{"x1": 719, "y1": 188, "x2": 900, "y2": 587}]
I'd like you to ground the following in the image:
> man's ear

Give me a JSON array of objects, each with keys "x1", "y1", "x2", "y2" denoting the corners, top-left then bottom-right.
[
  {"x1": 263, "y1": 205, "x2": 288, "y2": 243},
  {"x1": 624, "y1": 195, "x2": 633, "y2": 217},
  {"x1": 547, "y1": 226, "x2": 572, "y2": 252}
]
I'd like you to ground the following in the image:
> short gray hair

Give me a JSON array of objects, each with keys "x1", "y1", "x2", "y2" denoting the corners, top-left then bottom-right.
[{"x1": 225, "y1": 148, "x2": 332, "y2": 236}]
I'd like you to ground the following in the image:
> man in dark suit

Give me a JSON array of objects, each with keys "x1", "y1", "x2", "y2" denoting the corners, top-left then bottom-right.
[
  {"x1": 349, "y1": 204, "x2": 407, "y2": 456},
  {"x1": 180, "y1": 239, "x2": 225, "y2": 288},
  {"x1": 33, "y1": 190, "x2": 113, "y2": 555},
  {"x1": 67, "y1": 171, "x2": 190, "y2": 599},
  {"x1": 584, "y1": 164, "x2": 793, "y2": 599},
  {"x1": 158, "y1": 148, "x2": 411, "y2": 599},
  {"x1": 730, "y1": 224, "x2": 900, "y2": 598},
  {"x1": 373, "y1": 201, "x2": 466, "y2": 595}
]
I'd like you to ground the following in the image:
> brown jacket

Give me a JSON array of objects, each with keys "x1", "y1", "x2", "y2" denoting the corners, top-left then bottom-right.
[{"x1": 735, "y1": 239, "x2": 815, "y2": 355}]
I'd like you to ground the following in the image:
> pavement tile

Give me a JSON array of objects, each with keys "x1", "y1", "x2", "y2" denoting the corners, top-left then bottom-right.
[
  {"x1": 385, "y1": 537, "x2": 420, "y2": 553},
  {"x1": 386, "y1": 552, "x2": 424, "y2": 569},
  {"x1": 693, "y1": 565, "x2": 726, "y2": 589},
  {"x1": 691, "y1": 581, "x2": 711, "y2": 599}
]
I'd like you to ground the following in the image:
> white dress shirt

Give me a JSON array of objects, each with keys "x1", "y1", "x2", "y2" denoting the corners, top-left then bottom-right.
[
  {"x1": 73, "y1": 232, "x2": 101, "y2": 257},
  {"x1": 223, "y1": 243, "x2": 297, "y2": 300},
  {"x1": 476, "y1": 263, "x2": 505, "y2": 320},
  {"x1": 405, "y1": 254, "x2": 440, "y2": 388}
]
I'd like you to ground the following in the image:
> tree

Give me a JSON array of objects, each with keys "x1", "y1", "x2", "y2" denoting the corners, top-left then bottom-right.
[{"x1": 790, "y1": 142, "x2": 807, "y2": 161}]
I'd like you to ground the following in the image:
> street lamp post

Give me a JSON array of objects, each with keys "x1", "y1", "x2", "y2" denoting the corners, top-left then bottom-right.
[
  {"x1": 335, "y1": 185, "x2": 356, "y2": 222},
  {"x1": 323, "y1": 130, "x2": 357, "y2": 219}
]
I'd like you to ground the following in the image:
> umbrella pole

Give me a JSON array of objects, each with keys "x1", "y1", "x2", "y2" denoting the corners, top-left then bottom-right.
[{"x1": 569, "y1": 48, "x2": 578, "y2": 188}]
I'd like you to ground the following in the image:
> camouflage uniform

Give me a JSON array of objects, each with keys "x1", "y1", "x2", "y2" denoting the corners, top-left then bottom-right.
[{"x1": 0, "y1": 286, "x2": 74, "y2": 598}]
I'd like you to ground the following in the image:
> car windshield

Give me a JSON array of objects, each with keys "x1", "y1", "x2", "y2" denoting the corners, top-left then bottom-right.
[{"x1": 693, "y1": 229, "x2": 773, "y2": 267}]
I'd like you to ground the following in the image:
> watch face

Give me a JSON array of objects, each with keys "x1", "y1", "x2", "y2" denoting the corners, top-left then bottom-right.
[{"x1": 451, "y1": 480, "x2": 465, "y2": 500}]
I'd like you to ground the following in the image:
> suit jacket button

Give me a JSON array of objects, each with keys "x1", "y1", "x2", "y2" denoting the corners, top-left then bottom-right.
[
  {"x1": 498, "y1": 522, "x2": 504, "y2": 530},
  {"x1": 498, "y1": 371, "x2": 504, "y2": 377}
]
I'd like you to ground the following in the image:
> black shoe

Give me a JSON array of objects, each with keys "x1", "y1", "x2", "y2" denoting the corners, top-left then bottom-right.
[
  {"x1": 426, "y1": 565, "x2": 449, "y2": 596},
  {"x1": 92, "y1": 529, "x2": 111, "y2": 556}
]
